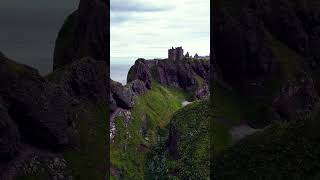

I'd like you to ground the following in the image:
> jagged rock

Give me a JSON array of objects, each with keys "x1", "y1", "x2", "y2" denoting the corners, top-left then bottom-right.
[
  {"x1": 111, "y1": 80, "x2": 134, "y2": 110},
  {"x1": 54, "y1": 57, "x2": 109, "y2": 105},
  {"x1": 53, "y1": 0, "x2": 108, "y2": 70},
  {"x1": 110, "y1": 92, "x2": 117, "y2": 113},
  {"x1": 127, "y1": 58, "x2": 210, "y2": 96},
  {"x1": 128, "y1": 79, "x2": 148, "y2": 95},
  {"x1": 0, "y1": 54, "x2": 77, "y2": 157},
  {"x1": 127, "y1": 59, "x2": 152, "y2": 89},
  {"x1": 273, "y1": 78, "x2": 319, "y2": 121},
  {"x1": 195, "y1": 84, "x2": 209, "y2": 99}
]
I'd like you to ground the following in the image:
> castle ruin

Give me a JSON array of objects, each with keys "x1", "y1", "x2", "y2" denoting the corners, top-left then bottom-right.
[{"x1": 168, "y1": 46, "x2": 184, "y2": 61}]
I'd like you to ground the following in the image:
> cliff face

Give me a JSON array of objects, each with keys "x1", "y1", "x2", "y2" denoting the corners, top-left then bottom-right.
[
  {"x1": 0, "y1": 54, "x2": 109, "y2": 180},
  {"x1": 0, "y1": 52, "x2": 78, "y2": 178},
  {"x1": 0, "y1": 0, "x2": 109, "y2": 178},
  {"x1": 213, "y1": 0, "x2": 320, "y2": 178},
  {"x1": 128, "y1": 58, "x2": 210, "y2": 98},
  {"x1": 214, "y1": 0, "x2": 320, "y2": 124},
  {"x1": 110, "y1": 58, "x2": 210, "y2": 118},
  {"x1": 53, "y1": 0, "x2": 108, "y2": 70}
]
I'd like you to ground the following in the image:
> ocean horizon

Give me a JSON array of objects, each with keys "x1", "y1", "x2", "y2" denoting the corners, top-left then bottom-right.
[{"x1": 111, "y1": 56, "x2": 164, "y2": 85}]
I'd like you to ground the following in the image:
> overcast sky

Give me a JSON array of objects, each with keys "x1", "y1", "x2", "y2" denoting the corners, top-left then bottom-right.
[
  {"x1": 110, "y1": 0, "x2": 210, "y2": 60},
  {"x1": 0, "y1": 0, "x2": 78, "y2": 74}
]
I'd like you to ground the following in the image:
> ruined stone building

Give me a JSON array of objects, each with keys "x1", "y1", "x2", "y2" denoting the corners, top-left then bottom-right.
[{"x1": 168, "y1": 46, "x2": 184, "y2": 60}]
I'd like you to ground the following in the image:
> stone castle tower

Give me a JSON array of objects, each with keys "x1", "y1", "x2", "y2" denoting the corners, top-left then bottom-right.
[{"x1": 168, "y1": 46, "x2": 184, "y2": 61}]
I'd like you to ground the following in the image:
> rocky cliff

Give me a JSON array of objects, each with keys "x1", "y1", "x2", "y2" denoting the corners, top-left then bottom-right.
[
  {"x1": 53, "y1": 0, "x2": 108, "y2": 70},
  {"x1": 0, "y1": 0, "x2": 109, "y2": 179},
  {"x1": 111, "y1": 58, "x2": 209, "y2": 114},
  {"x1": 127, "y1": 58, "x2": 210, "y2": 98},
  {"x1": 110, "y1": 58, "x2": 209, "y2": 179},
  {"x1": 0, "y1": 55, "x2": 108, "y2": 180},
  {"x1": 0, "y1": 52, "x2": 77, "y2": 179},
  {"x1": 213, "y1": 0, "x2": 320, "y2": 178},
  {"x1": 214, "y1": 0, "x2": 320, "y2": 125}
]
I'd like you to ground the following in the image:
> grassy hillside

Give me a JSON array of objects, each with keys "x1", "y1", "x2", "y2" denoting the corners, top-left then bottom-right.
[
  {"x1": 146, "y1": 100, "x2": 210, "y2": 179},
  {"x1": 214, "y1": 119, "x2": 320, "y2": 180},
  {"x1": 110, "y1": 82, "x2": 190, "y2": 179}
]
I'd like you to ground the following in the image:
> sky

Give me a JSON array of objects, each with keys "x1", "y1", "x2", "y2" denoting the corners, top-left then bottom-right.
[
  {"x1": 110, "y1": 0, "x2": 210, "y2": 61},
  {"x1": 0, "y1": 0, "x2": 79, "y2": 74}
]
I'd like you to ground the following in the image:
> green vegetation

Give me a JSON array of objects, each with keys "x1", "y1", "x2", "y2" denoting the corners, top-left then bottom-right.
[
  {"x1": 214, "y1": 119, "x2": 320, "y2": 180},
  {"x1": 63, "y1": 104, "x2": 108, "y2": 180},
  {"x1": 110, "y1": 82, "x2": 189, "y2": 179},
  {"x1": 147, "y1": 100, "x2": 210, "y2": 179}
]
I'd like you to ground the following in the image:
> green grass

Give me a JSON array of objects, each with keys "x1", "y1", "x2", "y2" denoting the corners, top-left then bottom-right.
[
  {"x1": 146, "y1": 100, "x2": 210, "y2": 179},
  {"x1": 214, "y1": 119, "x2": 320, "y2": 180},
  {"x1": 110, "y1": 82, "x2": 189, "y2": 179},
  {"x1": 63, "y1": 104, "x2": 108, "y2": 180}
]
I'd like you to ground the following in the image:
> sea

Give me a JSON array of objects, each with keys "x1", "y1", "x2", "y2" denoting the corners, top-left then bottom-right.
[
  {"x1": 110, "y1": 57, "x2": 135, "y2": 85},
  {"x1": 111, "y1": 56, "x2": 163, "y2": 85}
]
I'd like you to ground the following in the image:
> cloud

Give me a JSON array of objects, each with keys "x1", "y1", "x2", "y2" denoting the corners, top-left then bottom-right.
[
  {"x1": 111, "y1": 0, "x2": 174, "y2": 12},
  {"x1": 111, "y1": 0, "x2": 210, "y2": 60}
]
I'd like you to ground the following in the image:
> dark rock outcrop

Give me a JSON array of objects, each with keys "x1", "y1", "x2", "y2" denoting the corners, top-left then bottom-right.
[
  {"x1": 51, "y1": 57, "x2": 109, "y2": 105},
  {"x1": 213, "y1": 0, "x2": 320, "y2": 123},
  {"x1": 110, "y1": 79, "x2": 147, "y2": 113},
  {"x1": 110, "y1": 80, "x2": 134, "y2": 110},
  {"x1": 214, "y1": 7, "x2": 280, "y2": 89},
  {"x1": 273, "y1": 78, "x2": 319, "y2": 121},
  {"x1": 127, "y1": 58, "x2": 210, "y2": 98},
  {"x1": 127, "y1": 59, "x2": 152, "y2": 89},
  {"x1": 0, "y1": 54, "x2": 77, "y2": 164},
  {"x1": 53, "y1": 0, "x2": 108, "y2": 70}
]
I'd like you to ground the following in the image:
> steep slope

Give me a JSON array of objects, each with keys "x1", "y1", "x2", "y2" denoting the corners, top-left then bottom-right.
[
  {"x1": 0, "y1": 52, "x2": 109, "y2": 179},
  {"x1": 0, "y1": 0, "x2": 109, "y2": 178},
  {"x1": 110, "y1": 82, "x2": 189, "y2": 179},
  {"x1": 110, "y1": 58, "x2": 209, "y2": 179},
  {"x1": 45, "y1": 57, "x2": 109, "y2": 180},
  {"x1": 214, "y1": 119, "x2": 320, "y2": 179},
  {"x1": 146, "y1": 100, "x2": 210, "y2": 179},
  {"x1": 212, "y1": 0, "x2": 320, "y2": 178},
  {"x1": 127, "y1": 58, "x2": 210, "y2": 100}
]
